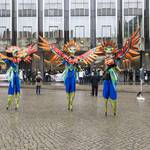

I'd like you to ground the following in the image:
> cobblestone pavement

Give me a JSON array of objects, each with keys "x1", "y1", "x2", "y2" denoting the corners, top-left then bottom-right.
[{"x1": 0, "y1": 88, "x2": 150, "y2": 150}]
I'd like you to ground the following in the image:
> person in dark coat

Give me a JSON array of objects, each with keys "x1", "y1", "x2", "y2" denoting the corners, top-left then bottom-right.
[
  {"x1": 35, "y1": 72, "x2": 42, "y2": 95},
  {"x1": 91, "y1": 72, "x2": 100, "y2": 96}
]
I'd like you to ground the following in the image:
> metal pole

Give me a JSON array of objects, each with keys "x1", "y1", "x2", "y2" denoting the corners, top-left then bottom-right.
[{"x1": 140, "y1": 50, "x2": 143, "y2": 68}]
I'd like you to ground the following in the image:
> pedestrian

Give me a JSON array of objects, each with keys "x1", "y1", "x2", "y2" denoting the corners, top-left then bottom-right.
[
  {"x1": 91, "y1": 71, "x2": 100, "y2": 96},
  {"x1": 35, "y1": 72, "x2": 42, "y2": 95},
  {"x1": 44, "y1": 69, "x2": 50, "y2": 82},
  {"x1": 129, "y1": 69, "x2": 133, "y2": 84},
  {"x1": 124, "y1": 69, "x2": 128, "y2": 83},
  {"x1": 79, "y1": 69, "x2": 84, "y2": 84}
]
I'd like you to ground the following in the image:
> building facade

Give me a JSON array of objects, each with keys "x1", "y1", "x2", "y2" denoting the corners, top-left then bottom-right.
[{"x1": 0, "y1": 0, "x2": 150, "y2": 73}]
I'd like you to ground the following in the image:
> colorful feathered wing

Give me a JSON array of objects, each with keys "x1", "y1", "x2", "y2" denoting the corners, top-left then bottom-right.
[
  {"x1": 39, "y1": 36, "x2": 101, "y2": 65},
  {"x1": 115, "y1": 28, "x2": 140, "y2": 61},
  {"x1": 38, "y1": 36, "x2": 72, "y2": 64},
  {"x1": 76, "y1": 47, "x2": 104, "y2": 65},
  {"x1": 0, "y1": 44, "x2": 37, "y2": 63}
]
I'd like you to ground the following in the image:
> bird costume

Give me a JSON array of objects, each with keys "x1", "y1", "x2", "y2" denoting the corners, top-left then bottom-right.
[
  {"x1": 96, "y1": 28, "x2": 141, "y2": 116},
  {"x1": 0, "y1": 45, "x2": 37, "y2": 110},
  {"x1": 39, "y1": 38, "x2": 101, "y2": 111}
]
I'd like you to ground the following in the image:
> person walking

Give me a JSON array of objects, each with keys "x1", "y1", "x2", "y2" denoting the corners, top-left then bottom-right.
[
  {"x1": 91, "y1": 71, "x2": 100, "y2": 96},
  {"x1": 35, "y1": 72, "x2": 42, "y2": 95}
]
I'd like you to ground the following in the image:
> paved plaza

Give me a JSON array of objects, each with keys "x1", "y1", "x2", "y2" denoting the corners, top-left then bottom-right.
[{"x1": 0, "y1": 87, "x2": 150, "y2": 150}]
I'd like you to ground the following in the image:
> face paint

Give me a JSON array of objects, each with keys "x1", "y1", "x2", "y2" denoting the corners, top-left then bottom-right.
[
  {"x1": 12, "y1": 49, "x2": 18, "y2": 57},
  {"x1": 105, "y1": 47, "x2": 114, "y2": 54},
  {"x1": 63, "y1": 40, "x2": 80, "y2": 56},
  {"x1": 69, "y1": 46, "x2": 76, "y2": 54}
]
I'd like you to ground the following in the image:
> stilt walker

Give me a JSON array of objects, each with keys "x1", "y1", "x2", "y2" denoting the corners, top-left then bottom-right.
[
  {"x1": 103, "y1": 53, "x2": 121, "y2": 116},
  {"x1": 0, "y1": 45, "x2": 36, "y2": 110},
  {"x1": 62, "y1": 58, "x2": 79, "y2": 111},
  {"x1": 39, "y1": 38, "x2": 101, "y2": 111},
  {"x1": 96, "y1": 28, "x2": 141, "y2": 116}
]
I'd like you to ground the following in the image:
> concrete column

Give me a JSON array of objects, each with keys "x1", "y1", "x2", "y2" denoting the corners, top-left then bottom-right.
[
  {"x1": 12, "y1": 0, "x2": 17, "y2": 46},
  {"x1": 144, "y1": 0, "x2": 149, "y2": 52},
  {"x1": 117, "y1": 0, "x2": 123, "y2": 49},
  {"x1": 64, "y1": 0, "x2": 69, "y2": 44},
  {"x1": 38, "y1": 0, "x2": 44, "y2": 78},
  {"x1": 90, "y1": 0, "x2": 96, "y2": 48}
]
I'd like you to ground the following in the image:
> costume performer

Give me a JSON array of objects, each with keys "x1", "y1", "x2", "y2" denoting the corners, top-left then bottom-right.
[
  {"x1": 103, "y1": 52, "x2": 121, "y2": 116},
  {"x1": 96, "y1": 28, "x2": 141, "y2": 116},
  {"x1": 0, "y1": 45, "x2": 37, "y2": 110},
  {"x1": 39, "y1": 38, "x2": 102, "y2": 111}
]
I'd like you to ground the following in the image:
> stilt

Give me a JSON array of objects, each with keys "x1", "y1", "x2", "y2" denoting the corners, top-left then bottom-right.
[
  {"x1": 104, "y1": 99, "x2": 108, "y2": 116},
  {"x1": 6, "y1": 95, "x2": 14, "y2": 110}
]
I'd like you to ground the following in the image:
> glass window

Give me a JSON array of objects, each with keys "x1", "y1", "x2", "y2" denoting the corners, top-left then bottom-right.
[
  {"x1": 97, "y1": 0, "x2": 116, "y2": 16},
  {"x1": 0, "y1": 26, "x2": 6, "y2": 39},
  {"x1": 75, "y1": 26, "x2": 85, "y2": 38},
  {"x1": 45, "y1": 0, "x2": 62, "y2": 17},
  {"x1": 70, "y1": 0, "x2": 90, "y2": 51},
  {"x1": 96, "y1": 0, "x2": 117, "y2": 41},
  {"x1": 123, "y1": 0, "x2": 144, "y2": 38},
  {"x1": 71, "y1": 0, "x2": 89, "y2": 16},
  {"x1": 17, "y1": 0, "x2": 38, "y2": 46},
  {"x1": 123, "y1": 0, "x2": 144, "y2": 69},
  {"x1": 44, "y1": 0, "x2": 64, "y2": 50},
  {"x1": 0, "y1": 0, "x2": 10, "y2": 17},
  {"x1": 0, "y1": 0, "x2": 11, "y2": 48},
  {"x1": 18, "y1": 0, "x2": 36, "y2": 17}
]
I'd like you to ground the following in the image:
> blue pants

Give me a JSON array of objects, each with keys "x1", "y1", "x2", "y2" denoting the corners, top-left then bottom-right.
[
  {"x1": 8, "y1": 78, "x2": 20, "y2": 95},
  {"x1": 65, "y1": 76, "x2": 76, "y2": 93},
  {"x1": 103, "y1": 80, "x2": 117, "y2": 100}
]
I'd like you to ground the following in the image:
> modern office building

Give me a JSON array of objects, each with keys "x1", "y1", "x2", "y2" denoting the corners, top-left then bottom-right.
[{"x1": 0, "y1": 0, "x2": 150, "y2": 74}]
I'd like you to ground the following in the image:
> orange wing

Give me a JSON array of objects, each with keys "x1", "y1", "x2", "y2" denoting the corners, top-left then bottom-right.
[
  {"x1": 76, "y1": 46, "x2": 104, "y2": 65},
  {"x1": 38, "y1": 36, "x2": 73, "y2": 64},
  {"x1": 38, "y1": 36, "x2": 62, "y2": 64},
  {"x1": 116, "y1": 28, "x2": 140, "y2": 61}
]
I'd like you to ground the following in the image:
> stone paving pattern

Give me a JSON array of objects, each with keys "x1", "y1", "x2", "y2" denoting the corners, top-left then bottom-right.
[
  {"x1": 1, "y1": 83, "x2": 150, "y2": 93},
  {"x1": 0, "y1": 87, "x2": 150, "y2": 150}
]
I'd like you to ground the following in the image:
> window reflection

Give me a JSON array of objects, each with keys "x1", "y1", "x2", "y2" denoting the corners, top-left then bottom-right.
[
  {"x1": 123, "y1": 0, "x2": 144, "y2": 69},
  {"x1": 44, "y1": 0, "x2": 64, "y2": 49},
  {"x1": 70, "y1": 0, "x2": 90, "y2": 51},
  {"x1": 17, "y1": 0, "x2": 37, "y2": 46},
  {"x1": 45, "y1": 0, "x2": 62, "y2": 17},
  {"x1": 96, "y1": 0, "x2": 117, "y2": 42},
  {"x1": 0, "y1": 0, "x2": 11, "y2": 48},
  {"x1": 123, "y1": 0, "x2": 144, "y2": 38}
]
